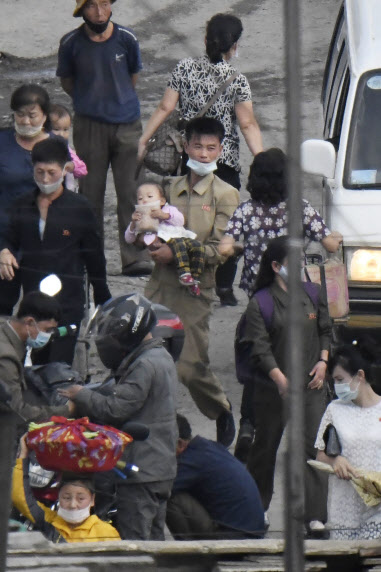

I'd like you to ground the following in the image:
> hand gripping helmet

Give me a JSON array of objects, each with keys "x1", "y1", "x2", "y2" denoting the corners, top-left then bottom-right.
[{"x1": 92, "y1": 294, "x2": 157, "y2": 371}]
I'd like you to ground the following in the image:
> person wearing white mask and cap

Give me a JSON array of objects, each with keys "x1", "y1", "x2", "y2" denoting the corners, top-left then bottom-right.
[
  {"x1": 12, "y1": 434, "x2": 120, "y2": 542},
  {"x1": 0, "y1": 137, "x2": 111, "y2": 366},
  {"x1": 145, "y1": 117, "x2": 239, "y2": 448}
]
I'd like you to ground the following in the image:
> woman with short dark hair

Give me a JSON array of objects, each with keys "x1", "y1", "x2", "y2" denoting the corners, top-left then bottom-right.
[
  {"x1": 0, "y1": 84, "x2": 51, "y2": 315},
  {"x1": 219, "y1": 148, "x2": 342, "y2": 300}
]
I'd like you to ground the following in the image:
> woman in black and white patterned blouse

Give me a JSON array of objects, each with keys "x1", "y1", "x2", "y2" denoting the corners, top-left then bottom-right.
[
  {"x1": 138, "y1": 13, "x2": 263, "y2": 304},
  {"x1": 139, "y1": 13, "x2": 262, "y2": 188}
]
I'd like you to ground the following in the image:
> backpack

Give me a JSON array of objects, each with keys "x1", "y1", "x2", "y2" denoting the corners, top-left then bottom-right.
[{"x1": 235, "y1": 282, "x2": 320, "y2": 385}]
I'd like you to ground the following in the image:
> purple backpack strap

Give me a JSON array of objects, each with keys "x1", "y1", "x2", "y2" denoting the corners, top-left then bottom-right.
[
  {"x1": 254, "y1": 288, "x2": 274, "y2": 331},
  {"x1": 254, "y1": 282, "x2": 319, "y2": 332},
  {"x1": 302, "y1": 281, "x2": 320, "y2": 308}
]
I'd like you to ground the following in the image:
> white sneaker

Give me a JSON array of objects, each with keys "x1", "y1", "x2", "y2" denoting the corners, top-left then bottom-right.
[
  {"x1": 309, "y1": 520, "x2": 325, "y2": 531},
  {"x1": 264, "y1": 511, "x2": 270, "y2": 529}
]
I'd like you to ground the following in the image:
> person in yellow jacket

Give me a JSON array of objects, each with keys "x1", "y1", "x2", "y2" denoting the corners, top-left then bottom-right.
[{"x1": 12, "y1": 435, "x2": 120, "y2": 543}]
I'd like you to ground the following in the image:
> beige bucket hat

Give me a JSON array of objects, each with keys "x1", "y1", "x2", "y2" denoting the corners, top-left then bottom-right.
[{"x1": 73, "y1": 0, "x2": 116, "y2": 17}]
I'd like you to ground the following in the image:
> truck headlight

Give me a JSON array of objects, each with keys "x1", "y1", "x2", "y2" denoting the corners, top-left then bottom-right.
[{"x1": 345, "y1": 248, "x2": 381, "y2": 282}]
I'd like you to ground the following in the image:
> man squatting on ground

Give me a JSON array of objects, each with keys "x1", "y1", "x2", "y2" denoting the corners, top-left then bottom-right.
[
  {"x1": 59, "y1": 294, "x2": 178, "y2": 541},
  {"x1": 145, "y1": 117, "x2": 239, "y2": 447},
  {"x1": 57, "y1": 0, "x2": 152, "y2": 277},
  {"x1": 166, "y1": 414, "x2": 265, "y2": 539}
]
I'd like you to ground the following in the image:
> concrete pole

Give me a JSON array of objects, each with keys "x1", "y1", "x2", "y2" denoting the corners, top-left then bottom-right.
[
  {"x1": 283, "y1": 0, "x2": 305, "y2": 570},
  {"x1": 0, "y1": 413, "x2": 17, "y2": 572}
]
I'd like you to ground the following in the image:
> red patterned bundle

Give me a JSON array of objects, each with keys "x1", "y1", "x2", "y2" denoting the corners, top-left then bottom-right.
[{"x1": 26, "y1": 417, "x2": 133, "y2": 473}]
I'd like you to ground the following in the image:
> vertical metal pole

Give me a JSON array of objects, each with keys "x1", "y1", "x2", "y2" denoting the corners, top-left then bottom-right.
[
  {"x1": 284, "y1": 0, "x2": 305, "y2": 570},
  {"x1": 0, "y1": 413, "x2": 17, "y2": 572}
]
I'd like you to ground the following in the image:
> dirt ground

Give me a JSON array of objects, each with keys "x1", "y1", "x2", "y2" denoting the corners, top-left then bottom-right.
[{"x1": 0, "y1": 0, "x2": 342, "y2": 534}]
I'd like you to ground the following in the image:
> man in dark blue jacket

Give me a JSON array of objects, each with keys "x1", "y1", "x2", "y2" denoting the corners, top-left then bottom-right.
[{"x1": 166, "y1": 414, "x2": 265, "y2": 539}]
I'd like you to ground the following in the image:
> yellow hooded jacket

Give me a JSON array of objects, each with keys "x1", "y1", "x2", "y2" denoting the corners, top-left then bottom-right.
[{"x1": 12, "y1": 458, "x2": 120, "y2": 543}]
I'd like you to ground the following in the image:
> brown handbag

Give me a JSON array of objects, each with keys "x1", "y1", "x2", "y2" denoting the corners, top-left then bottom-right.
[{"x1": 136, "y1": 70, "x2": 240, "y2": 178}]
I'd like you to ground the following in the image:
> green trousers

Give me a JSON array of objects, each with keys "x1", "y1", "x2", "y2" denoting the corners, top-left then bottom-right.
[
  {"x1": 73, "y1": 115, "x2": 149, "y2": 269},
  {"x1": 145, "y1": 281, "x2": 230, "y2": 420}
]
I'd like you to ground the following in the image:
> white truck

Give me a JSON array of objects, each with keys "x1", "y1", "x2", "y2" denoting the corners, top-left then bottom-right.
[{"x1": 302, "y1": 0, "x2": 381, "y2": 339}]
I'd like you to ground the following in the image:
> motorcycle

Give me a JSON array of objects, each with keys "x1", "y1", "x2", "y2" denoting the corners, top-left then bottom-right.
[
  {"x1": 23, "y1": 302, "x2": 184, "y2": 406},
  {"x1": 10, "y1": 301, "x2": 184, "y2": 528}
]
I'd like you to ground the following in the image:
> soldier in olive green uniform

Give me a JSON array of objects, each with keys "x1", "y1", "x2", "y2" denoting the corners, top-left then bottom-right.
[{"x1": 145, "y1": 118, "x2": 239, "y2": 446}]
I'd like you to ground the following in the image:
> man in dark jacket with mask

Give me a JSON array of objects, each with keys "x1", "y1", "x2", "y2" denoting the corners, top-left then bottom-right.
[
  {"x1": 59, "y1": 294, "x2": 178, "y2": 540},
  {"x1": 0, "y1": 137, "x2": 111, "y2": 365}
]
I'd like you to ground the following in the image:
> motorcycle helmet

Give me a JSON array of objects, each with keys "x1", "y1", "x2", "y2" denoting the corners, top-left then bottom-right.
[{"x1": 91, "y1": 294, "x2": 157, "y2": 371}]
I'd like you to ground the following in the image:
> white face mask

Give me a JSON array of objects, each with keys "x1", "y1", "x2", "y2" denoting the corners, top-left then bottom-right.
[
  {"x1": 187, "y1": 158, "x2": 218, "y2": 177},
  {"x1": 334, "y1": 376, "x2": 360, "y2": 403},
  {"x1": 35, "y1": 163, "x2": 69, "y2": 195},
  {"x1": 57, "y1": 504, "x2": 91, "y2": 524},
  {"x1": 35, "y1": 176, "x2": 64, "y2": 195},
  {"x1": 14, "y1": 120, "x2": 44, "y2": 138},
  {"x1": 278, "y1": 265, "x2": 288, "y2": 283}
]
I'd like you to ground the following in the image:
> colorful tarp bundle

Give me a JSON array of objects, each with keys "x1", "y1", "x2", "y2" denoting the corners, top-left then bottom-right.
[{"x1": 27, "y1": 416, "x2": 133, "y2": 473}]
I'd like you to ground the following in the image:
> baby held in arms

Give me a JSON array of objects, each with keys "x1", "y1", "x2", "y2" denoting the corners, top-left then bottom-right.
[{"x1": 125, "y1": 183, "x2": 206, "y2": 296}]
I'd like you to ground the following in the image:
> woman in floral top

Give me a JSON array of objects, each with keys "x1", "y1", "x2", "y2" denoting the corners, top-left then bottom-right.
[
  {"x1": 220, "y1": 148, "x2": 342, "y2": 299},
  {"x1": 219, "y1": 148, "x2": 342, "y2": 463},
  {"x1": 138, "y1": 13, "x2": 263, "y2": 306},
  {"x1": 138, "y1": 13, "x2": 262, "y2": 187}
]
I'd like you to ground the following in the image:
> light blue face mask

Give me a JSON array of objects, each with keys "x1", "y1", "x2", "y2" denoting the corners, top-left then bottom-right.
[
  {"x1": 27, "y1": 323, "x2": 52, "y2": 350},
  {"x1": 334, "y1": 376, "x2": 360, "y2": 403}
]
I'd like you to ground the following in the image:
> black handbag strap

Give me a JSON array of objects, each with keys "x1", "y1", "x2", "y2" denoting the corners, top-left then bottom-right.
[
  {"x1": 195, "y1": 70, "x2": 240, "y2": 118},
  {"x1": 135, "y1": 70, "x2": 240, "y2": 180}
]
